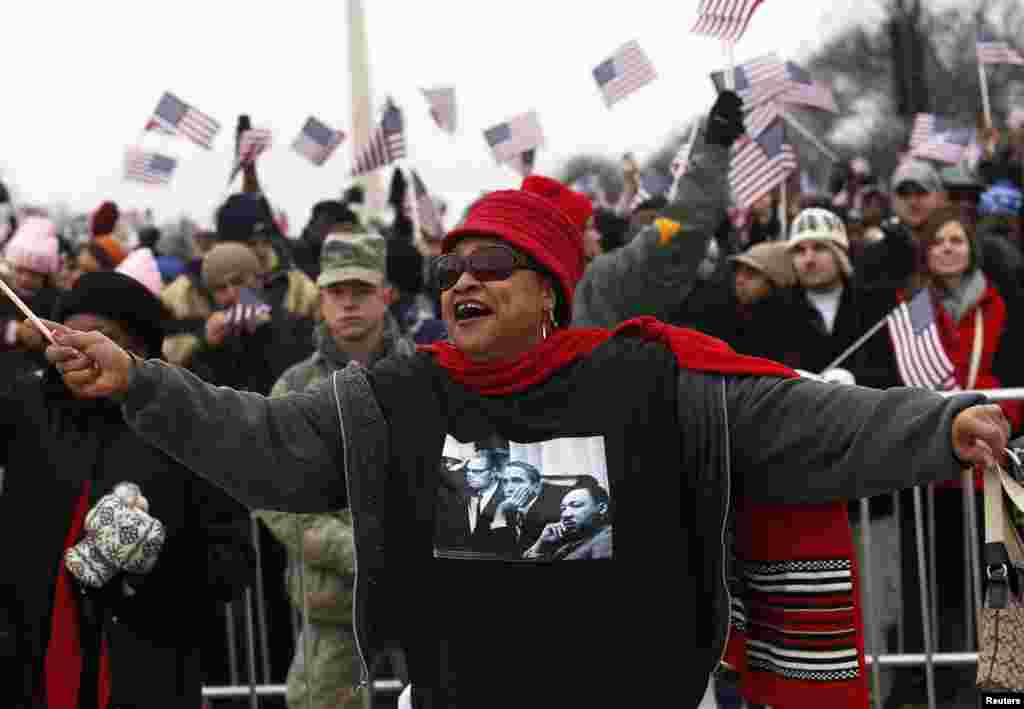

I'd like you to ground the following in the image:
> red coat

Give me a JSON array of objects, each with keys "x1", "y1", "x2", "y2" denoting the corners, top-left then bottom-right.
[{"x1": 899, "y1": 281, "x2": 1022, "y2": 489}]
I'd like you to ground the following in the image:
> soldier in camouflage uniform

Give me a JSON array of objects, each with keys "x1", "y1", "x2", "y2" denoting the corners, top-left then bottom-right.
[{"x1": 254, "y1": 226, "x2": 414, "y2": 708}]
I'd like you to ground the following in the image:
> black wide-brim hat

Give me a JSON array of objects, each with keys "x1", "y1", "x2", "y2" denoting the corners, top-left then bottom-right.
[{"x1": 55, "y1": 271, "x2": 168, "y2": 358}]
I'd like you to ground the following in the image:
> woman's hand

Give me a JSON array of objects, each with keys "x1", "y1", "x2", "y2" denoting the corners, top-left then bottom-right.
[{"x1": 952, "y1": 404, "x2": 1010, "y2": 467}]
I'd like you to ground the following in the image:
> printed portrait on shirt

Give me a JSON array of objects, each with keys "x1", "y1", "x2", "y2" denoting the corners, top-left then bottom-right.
[{"x1": 434, "y1": 434, "x2": 613, "y2": 561}]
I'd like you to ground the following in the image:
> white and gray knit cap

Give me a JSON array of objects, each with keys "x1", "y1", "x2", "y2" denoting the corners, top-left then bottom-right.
[{"x1": 787, "y1": 207, "x2": 852, "y2": 278}]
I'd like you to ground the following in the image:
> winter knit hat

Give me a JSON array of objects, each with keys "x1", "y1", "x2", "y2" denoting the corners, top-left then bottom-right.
[
  {"x1": 202, "y1": 242, "x2": 263, "y2": 288},
  {"x1": 216, "y1": 193, "x2": 275, "y2": 244},
  {"x1": 116, "y1": 248, "x2": 164, "y2": 296},
  {"x1": 90, "y1": 235, "x2": 127, "y2": 268},
  {"x1": 90, "y1": 201, "x2": 120, "y2": 238},
  {"x1": 4, "y1": 216, "x2": 60, "y2": 274},
  {"x1": 787, "y1": 207, "x2": 853, "y2": 278},
  {"x1": 442, "y1": 175, "x2": 592, "y2": 326},
  {"x1": 729, "y1": 241, "x2": 798, "y2": 289},
  {"x1": 1009, "y1": 109, "x2": 1024, "y2": 133}
]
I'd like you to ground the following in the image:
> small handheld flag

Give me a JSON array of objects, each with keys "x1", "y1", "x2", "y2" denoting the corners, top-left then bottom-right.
[
  {"x1": 291, "y1": 117, "x2": 345, "y2": 166},
  {"x1": 887, "y1": 288, "x2": 957, "y2": 390},
  {"x1": 352, "y1": 100, "x2": 406, "y2": 176},
  {"x1": 484, "y1": 112, "x2": 544, "y2": 165},
  {"x1": 124, "y1": 148, "x2": 177, "y2": 185},
  {"x1": 977, "y1": 30, "x2": 1024, "y2": 66},
  {"x1": 147, "y1": 92, "x2": 220, "y2": 149},
  {"x1": 421, "y1": 87, "x2": 457, "y2": 134},
  {"x1": 592, "y1": 40, "x2": 658, "y2": 108},
  {"x1": 691, "y1": 0, "x2": 767, "y2": 43},
  {"x1": 229, "y1": 128, "x2": 272, "y2": 184},
  {"x1": 729, "y1": 119, "x2": 796, "y2": 208}
]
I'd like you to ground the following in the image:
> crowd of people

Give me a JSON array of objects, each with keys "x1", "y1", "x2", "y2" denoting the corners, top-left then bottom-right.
[{"x1": 0, "y1": 91, "x2": 1020, "y2": 709}]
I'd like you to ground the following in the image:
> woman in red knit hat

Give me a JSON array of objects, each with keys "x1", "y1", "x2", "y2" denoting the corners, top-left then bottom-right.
[{"x1": 46, "y1": 92, "x2": 1010, "y2": 709}]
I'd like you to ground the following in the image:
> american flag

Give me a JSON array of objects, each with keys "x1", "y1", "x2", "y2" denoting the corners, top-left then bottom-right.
[
  {"x1": 912, "y1": 128, "x2": 972, "y2": 165},
  {"x1": 711, "y1": 54, "x2": 789, "y2": 110},
  {"x1": 123, "y1": 148, "x2": 177, "y2": 185},
  {"x1": 910, "y1": 114, "x2": 940, "y2": 150},
  {"x1": 291, "y1": 116, "x2": 345, "y2": 166},
  {"x1": 887, "y1": 288, "x2": 957, "y2": 390},
  {"x1": 405, "y1": 169, "x2": 446, "y2": 238},
  {"x1": 780, "y1": 61, "x2": 838, "y2": 113},
  {"x1": 421, "y1": 87, "x2": 457, "y2": 134},
  {"x1": 692, "y1": 0, "x2": 767, "y2": 43},
  {"x1": 484, "y1": 111, "x2": 545, "y2": 165},
  {"x1": 729, "y1": 119, "x2": 797, "y2": 209},
  {"x1": 148, "y1": 92, "x2": 220, "y2": 149},
  {"x1": 351, "y1": 100, "x2": 406, "y2": 176},
  {"x1": 238, "y1": 128, "x2": 272, "y2": 165},
  {"x1": 592, "y1": 40, "x2": 658, "y2": 108},
  {"x1": 228, "y1": 128, "x2": 272, "y2": 184},
  {"x1": 977, "y1": 30, "x2": 1024, "y2": 66},
  {"x1": 143, "y1": 118, "x2": 176, "y2": 137},
  {"x1": 630, "y1": 171, "x2": 673, "y2": 211},
  {"x1": 744, "y1": 100, "x2": 782, "y2": 139}
]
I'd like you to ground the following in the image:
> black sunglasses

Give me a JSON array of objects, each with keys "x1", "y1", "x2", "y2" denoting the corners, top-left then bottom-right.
[{"x1": 434, "y1": 246, "x2": 535, "y2": 291}]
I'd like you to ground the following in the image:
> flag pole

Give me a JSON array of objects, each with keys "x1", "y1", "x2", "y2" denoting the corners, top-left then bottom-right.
[
  {"x1": 724, "y1": 40, "x2": 737, "y2": 90},
  {"x1": 680, "y1": 118, "x2": 702, "y2": 173},
  {"x1": 777, "y1": 180, "x2": 787, "y2": 240},
  {"x1": 822, "y1": 316, "x2": 889, "y2": 373},
  {"x1": 978, "y1": 53, "x2": 993, "y2": 129},
  {"x1": 779, "y1": 107, "x2": 838, "y2": 162}
]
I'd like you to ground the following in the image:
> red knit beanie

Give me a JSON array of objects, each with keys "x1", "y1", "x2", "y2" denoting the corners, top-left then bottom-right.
[
  {"x1": 442, "y1": 175, "x2": 592, "y2": 324},
  {"x1": 91, "y1": 201, "x2": 120, "y2": 238}
]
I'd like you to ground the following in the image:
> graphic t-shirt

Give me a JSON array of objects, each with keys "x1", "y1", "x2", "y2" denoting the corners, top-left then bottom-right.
[
  {"x1": 434, "y1": 434, "x2": 613, "y2": 562},
  {"x1": 393, "y1": 338, "x2": 702, "y2": 706}
]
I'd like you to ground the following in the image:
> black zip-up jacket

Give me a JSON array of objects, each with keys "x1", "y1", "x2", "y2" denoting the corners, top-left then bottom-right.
[{"x1": 122, "y1": 337, "x2": 982, "y2": 708}]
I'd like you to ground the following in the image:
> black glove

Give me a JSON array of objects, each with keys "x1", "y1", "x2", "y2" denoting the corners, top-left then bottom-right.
[{"x1": 705, "y1": 91, "x2": 745, "y2": 148}]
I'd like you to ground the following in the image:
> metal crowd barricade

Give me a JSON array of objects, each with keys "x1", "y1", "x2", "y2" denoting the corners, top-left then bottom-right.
[
  {"x1": 201, "y1": 513, "x2": 406, "y2": 707},
  {"x1": 854, "y1": 387, "x2": 1024, "y2": 709},
  {"x1": 201, "y1": 388, "x2": 1024, "y2": 708}
]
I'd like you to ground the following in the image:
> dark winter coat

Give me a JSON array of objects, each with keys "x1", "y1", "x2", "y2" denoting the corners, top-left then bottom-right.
[
  {"x1": 0, "y1": 285, "x2": 58, "y2": 382},
  {"x1": 0, "y1": 369, "x2": 255, "y2": 709},
  {"x1": 120, "y1": 334, "x2": 982, "y2": 709},
  {"x1": 771, "y1": 284, "x2": 901, "y2": 389}
]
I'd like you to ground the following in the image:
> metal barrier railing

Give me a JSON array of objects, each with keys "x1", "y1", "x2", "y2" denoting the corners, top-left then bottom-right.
[
  {"x1": 201, "y1": 513, "x2": 406, "y2": 707},
  {"x1": 851, "y1": 387, "x2": 1023, "y2": 709},
  {"x1": 201, "y1": 387, "x2": 1024, "y2": 708}
]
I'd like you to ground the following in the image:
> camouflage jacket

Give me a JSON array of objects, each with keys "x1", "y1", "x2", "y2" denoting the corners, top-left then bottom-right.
[{"x1": 253, "y1": 316, "x2": 414, "y2": 624}]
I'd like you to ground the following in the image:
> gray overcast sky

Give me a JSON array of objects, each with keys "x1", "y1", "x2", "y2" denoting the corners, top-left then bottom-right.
[{"x1": 0, "y1": 1, "x2": 883, "y2": 230}]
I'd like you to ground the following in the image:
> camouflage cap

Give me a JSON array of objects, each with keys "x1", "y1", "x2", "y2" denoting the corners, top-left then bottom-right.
[{"x1": 317, "y1": 231, "x2": 387, "y2": 288}]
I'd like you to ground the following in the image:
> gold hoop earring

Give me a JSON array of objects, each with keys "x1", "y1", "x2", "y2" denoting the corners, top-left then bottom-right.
[{"x1": 541, "y1": 308, "x2": 556, "y2": 340}]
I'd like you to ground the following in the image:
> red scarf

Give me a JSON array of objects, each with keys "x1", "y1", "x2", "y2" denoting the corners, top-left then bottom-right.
[
  {"x1": 44, "y1": 480, "x2": 111, "y2": 709},
  {"x1": 420, "y1": 316, "x2": 795, "y2": 394},
  {"x1": 422, "y1": 316, "x2": 867, "y2": 709}
]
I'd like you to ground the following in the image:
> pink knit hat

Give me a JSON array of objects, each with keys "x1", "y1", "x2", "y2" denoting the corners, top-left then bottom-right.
[
  {"x1": 1009, "y1": 108, "x2": 1024, "y2": 132},
  {"x1": 115, "y1": 248, "x2": 163, "y2": 296},
  {"x1": 4, "y1": 216, "x2": 59, "y2": 275}
]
